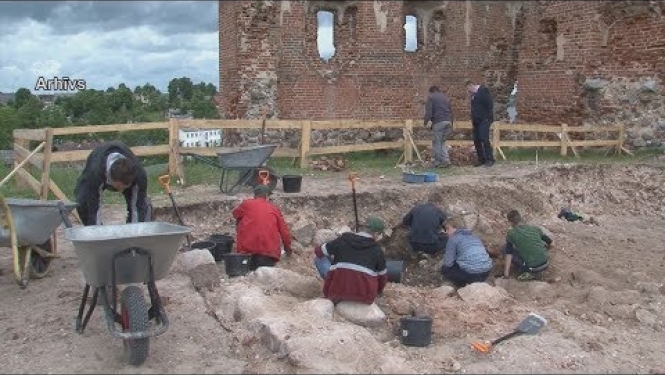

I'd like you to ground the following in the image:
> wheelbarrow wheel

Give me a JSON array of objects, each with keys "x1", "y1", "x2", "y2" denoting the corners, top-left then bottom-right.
[
  {"x1": 120, "y1": 286, "x2": 150, "y2": 366},
  {"x1": 29, "y1": 234, "x2": 56, "y2": 279}
]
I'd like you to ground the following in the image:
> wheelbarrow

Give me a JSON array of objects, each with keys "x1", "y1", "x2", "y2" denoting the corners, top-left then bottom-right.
[
  {"x1": 0, "y1": 194, "x2": 76, "y2": 288},
  {"x1": 65, "y1": 221, "x2": 191, "y2": 366},
  {"x1": 182, "y1": 144, "x2": 280, "y2": 195}
]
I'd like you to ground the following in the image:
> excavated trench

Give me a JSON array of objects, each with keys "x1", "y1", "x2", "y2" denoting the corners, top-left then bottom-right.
[{"x1": 152, "y1": 163, "x2": 665, "y2": 288}]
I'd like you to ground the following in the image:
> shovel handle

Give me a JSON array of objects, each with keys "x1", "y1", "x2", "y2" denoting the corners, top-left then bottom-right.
[
  {"x1": 348, "y1": 172, "x2": 358, "y2": 188},
  {"x1": 158, "y1": 175, "x2": 171, "y2": 194}
]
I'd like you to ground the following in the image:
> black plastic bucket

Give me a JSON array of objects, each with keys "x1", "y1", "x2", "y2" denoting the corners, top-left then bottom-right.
[
  {"x1": 207, "y1": 234, "x2": 234, "y2": 262},
  {"x1": 282, "y1": 175, "x2": 303, "y2": 193},
  {"x1": 222, "y1": 253, "x2": 251, "y2": 277},
  {"x1": 400, "y1": 315, "x2": 432, "y2": 347},
  {"x1": 386, "y1": 260, "x2": 404, "y2": 283},
  {"x1": 190, "y1": 241, "x2": 215, "y2": 254}
]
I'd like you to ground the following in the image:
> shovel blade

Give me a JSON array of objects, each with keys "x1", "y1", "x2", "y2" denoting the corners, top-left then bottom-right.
[{"x1": 516, "y1": 313, "x2": 548, "y2": 335}]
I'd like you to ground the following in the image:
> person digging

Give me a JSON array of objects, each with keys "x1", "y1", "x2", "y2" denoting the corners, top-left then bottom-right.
[{"x1": 500, "y1": 209, "x2": 552, "y2": 281}]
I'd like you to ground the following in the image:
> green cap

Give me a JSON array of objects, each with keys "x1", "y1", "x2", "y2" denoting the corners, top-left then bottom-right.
[
  {"x1": 253, "y1": 184, "x2": 272, "y2": 196},
  {"x1": 365, "y1": 216, "x2": 386, "y2": 234}
]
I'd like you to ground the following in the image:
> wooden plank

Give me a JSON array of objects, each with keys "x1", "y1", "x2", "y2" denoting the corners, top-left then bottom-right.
[
  {"x1": 404, "y1": 120, "x2": 413, "y2": 163},
  {"x1": 13, "y1": 129, "x2": 47, "y2": 141},
  {"x1": 179, "y1": 146, "x2": 299, "y2": 158},
  {"x1": 569, "y1": 139, "x2": 619, "y2": 147},
  {"x1": 51, "y1": 122, "x2": 169, "y2": 135},
  {"x1": 308, "y1": 141, "x2": 402, "y2": 156},
  {"x1": 414, "y1": 140, "x2": 474, "y2": 147},
  {"x1": 300, "y1": 121, "x2": 311, "y2": 169},
  {"x1": 168, "y1": 120, "x2": 179, "y2": 179},
  {"x1": 50, "y1": 145, "x2": 171, "y2": 163},
  {"x1": 495, "y1": 140, "x2": 562, "y2": 147},
  {"x1": 310, "y1": 120, "x2": 405, "y2": 130},
  {"x1": 179, "y1": 119, "x2": 264, "y2": 129},
  {"x1": 560, "y1": 124, "x2": 568, "y2": 157},
  {"x1": 13, "y1": 143, "x2": 44, "y2": 168},
  {"x1": 0, "y1": 142, "x2": 46, "y2": 188},
  {"x1": 16, "y1": 168, "x2": 42, "y2": 195},
  {"x1": 40, "y1": 128, "x2": 54, "y2": 199}
]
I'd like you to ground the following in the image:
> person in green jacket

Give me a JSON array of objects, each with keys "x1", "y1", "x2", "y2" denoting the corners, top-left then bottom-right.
[{"x1": 501, "y1": 210, "x2": 553, "y2": 281}]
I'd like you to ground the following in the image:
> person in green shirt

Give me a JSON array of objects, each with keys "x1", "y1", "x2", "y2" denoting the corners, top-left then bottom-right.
[{"x1": 501, "y1": 210, "x2": 553, "y2": 281}]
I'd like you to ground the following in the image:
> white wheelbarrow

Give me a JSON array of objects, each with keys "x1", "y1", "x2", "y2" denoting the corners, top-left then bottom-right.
[{"x1": 65, "y1": 222, "x2": 191, "y2": 366}]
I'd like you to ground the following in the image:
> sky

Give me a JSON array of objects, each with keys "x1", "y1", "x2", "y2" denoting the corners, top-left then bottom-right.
[{"x1": 0, "y1": 1, "x2": 415, "y2": 94}]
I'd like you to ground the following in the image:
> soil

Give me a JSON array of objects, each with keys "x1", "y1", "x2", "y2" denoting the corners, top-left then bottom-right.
[{"x1": 1, "y1": 160, "x2": 665, "y2": 374}]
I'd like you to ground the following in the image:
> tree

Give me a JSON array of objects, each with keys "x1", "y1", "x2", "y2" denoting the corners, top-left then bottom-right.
[
  {"x1": 13, "y1": 88, "x2": 35, "y2": 109},
  {"x1": 36, "y1": 106, "x2": 68, "y2": 128},
  {"x1": 16, "y1": 96, "x2": 44, "y2": 128},
  {"x1": 0, "y1": 105, "x2": 19, "y2": 149},
  {"x1": 168, "y1": 77, "x2": 194, "y2": 106}
]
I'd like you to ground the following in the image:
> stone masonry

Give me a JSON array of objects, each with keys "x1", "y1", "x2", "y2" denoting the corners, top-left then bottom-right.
[{"x1": 218, "y1": 1, "x2": 665, "y2": 148}]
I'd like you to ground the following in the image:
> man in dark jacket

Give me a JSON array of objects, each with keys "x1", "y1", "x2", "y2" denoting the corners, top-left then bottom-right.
[
  {"x1": 313, "y1": 216, "x2": 388, "y2": 305},
  {"x1": 233, "y1": 184, "x2": 292, "y2": 271},
  {"x1": 423, "y1": 85, "x2": 454, "y2": 168},
  {"x1": 74, "y1": 141, "x2": 149, "y2": 226},
  {"x1": 402, "y1": 194, "x2": 447, "y2": 255},
  {"x1": 465, "y1": 79, "x2": 495, "y2": 167}
]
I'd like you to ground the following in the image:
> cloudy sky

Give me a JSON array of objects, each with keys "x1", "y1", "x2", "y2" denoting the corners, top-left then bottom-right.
[
  {"x1": 0, "y1": 1, "x2": 413, "y2": 94},
  {"x1": 0, "y1": 1, "x2": 219, "y2": 93}
]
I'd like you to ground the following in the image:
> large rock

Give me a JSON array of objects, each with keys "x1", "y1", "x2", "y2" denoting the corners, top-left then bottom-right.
[
  {"x1": 178, "y1": 249, "x2": 221, "y2": 290},
  {"x1": 292, "y1": 221, "x2": 317, "y2": 245},
  {"x1": 313, "y1": 229, "x2": 338, "y2": 247},
  {"x1": 335, "y1": 301, "x2": 386, "y2": 327},
  {"x1": 457, "y1": 282, "x2": 509, "y2": 308},
  {"x1": 254, "y1": 267, "x2": 321, "y2": 299},
  {"x1": 293, "y1": 298, "x2": 335, "y2": 320},
  {"x1": 215, "y1": 283, "x2": 299, "y2": 323},
  {"x1": 247, "y1": 315, "x2": 415, "y2": 373}
]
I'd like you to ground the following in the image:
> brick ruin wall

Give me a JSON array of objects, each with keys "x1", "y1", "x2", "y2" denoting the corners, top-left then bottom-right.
[{"x1": 218, "y1": 1, "x2": 665, "y2": 149}]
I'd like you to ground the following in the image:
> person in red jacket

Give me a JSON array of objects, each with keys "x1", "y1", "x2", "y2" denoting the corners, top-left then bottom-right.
[
  {"x1": 313, "y1": 216, "x2": 388, "y2": 305},
  {"x1": 232, "y1": 184, "x2": 292, "y2": 271}
]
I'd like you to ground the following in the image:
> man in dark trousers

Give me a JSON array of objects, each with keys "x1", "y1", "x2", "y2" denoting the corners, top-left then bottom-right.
[
  {"x1": 465, "y1": 79, "x2": 495, "y2": 167},
  {"x1": 402, "y1": 193, "x2": 448, "y2": 256},
  {"x1": 74, "y1": 141, "x2": 150, "y2": 226},
  {"x1": 423, "y1": 85, "x2": 454, "y2": 168}
]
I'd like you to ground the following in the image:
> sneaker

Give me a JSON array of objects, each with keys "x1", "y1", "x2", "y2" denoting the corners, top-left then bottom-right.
[
  {"x1": 483, "y1": 161, "x2": 495, "y2": 167},
  {"x1": 473, "y1": 161, "x2": 486, "y2": 167}
]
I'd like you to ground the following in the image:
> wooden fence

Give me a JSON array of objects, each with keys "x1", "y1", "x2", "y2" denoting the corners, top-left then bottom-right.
[{"x1": 11, "y1": 119, "x2": 629, "y2": 205}]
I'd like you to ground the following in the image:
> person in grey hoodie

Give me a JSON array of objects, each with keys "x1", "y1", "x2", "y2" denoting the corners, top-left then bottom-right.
[
  {"x1": 440, "y1": 215, "x2": 493, "y2": 287},
  {"x1": 423, "y1": 85, "x2": 454, "y2": 168}
]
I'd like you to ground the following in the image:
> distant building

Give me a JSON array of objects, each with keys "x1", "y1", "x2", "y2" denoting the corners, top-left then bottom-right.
[{"x1": 178, "y1": 128, "x2": 222, "y2": 147}]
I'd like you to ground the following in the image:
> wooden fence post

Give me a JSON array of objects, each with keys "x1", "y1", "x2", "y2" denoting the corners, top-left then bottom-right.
[
  {"x1": 299, "y1": 121, "x2": 311, "y2": 169},
  {"x1": 13, "y1": 134, "x2": 30, "y2": 188},
  {"x1": 492, "y1": 124, "x2": 501, "y2": 160},
  {"x1": 618, "y1": 123, "x2": 626, "y2": 153},
  {"x1": 39, "y1": 128, "x2": 54, "y2": 200},
  {"x1": 560, "y1": 123, "x2": 568, "y2": 157},
  {"x1": 404, "y1": 120, "x2": 413, "y2": 163},
  {"x1": 168, "y1": 119, "x2": 179, "y2": 178}
]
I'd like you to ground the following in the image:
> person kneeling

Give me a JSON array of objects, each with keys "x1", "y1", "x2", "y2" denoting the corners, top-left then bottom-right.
[
  {"x1": 440, "y1": 215, "x2": 493, "y2": 287},
  {"x1": 501, "y1": 210, "x2": 552, "y2": 281},
  {"x1": 313, "y1": 217, "x2": 388, "y2": 304}
]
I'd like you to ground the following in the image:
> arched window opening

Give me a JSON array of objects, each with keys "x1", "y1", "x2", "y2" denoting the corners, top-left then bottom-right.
[
  {"x1": 404, "y1": 15, "x2": 418, "y2": 52},
  {"x1": 317, "y1": 10, "x2": 336, "y2": 62}
]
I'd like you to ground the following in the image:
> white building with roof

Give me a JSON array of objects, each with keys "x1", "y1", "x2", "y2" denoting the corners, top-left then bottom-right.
[{"x1": 178, "y1": 128, "x2": 222, "y2": 147}]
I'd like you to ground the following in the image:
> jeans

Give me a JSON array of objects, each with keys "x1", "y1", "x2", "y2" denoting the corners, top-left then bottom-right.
[
  {"x1": 432, "y1": 121, "x2": 452, "y2": 166},
  {"x1": 472, "y1": 118, "x2": 494, "y2": 163},
  {"x1": 500, "y1": 244, "x2": 549, "y2": 273},
  {"x1": 408, "y1": 232, "x2": 448, "y2": 255},
  {"x1": 314, "y1": 256, "x2": 331, "y2": 279},
  {"x1": 441, "y1": 263, "x2": 490, "y2": 287}
]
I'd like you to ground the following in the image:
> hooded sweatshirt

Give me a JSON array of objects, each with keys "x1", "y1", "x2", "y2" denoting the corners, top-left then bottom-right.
[{"x1": 314, "y1": 232, "x2": 388, "y2": 304}]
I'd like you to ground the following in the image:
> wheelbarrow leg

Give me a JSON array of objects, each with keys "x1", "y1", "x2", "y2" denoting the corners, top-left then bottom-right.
[{"x1": 76, "y1": 284, "x2": 98, "y2": 334}]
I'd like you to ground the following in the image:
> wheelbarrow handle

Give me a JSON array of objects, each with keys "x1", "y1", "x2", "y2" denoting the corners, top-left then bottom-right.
[{"x1": 158, "y1": 175, "x2": 171, "y2": 194}]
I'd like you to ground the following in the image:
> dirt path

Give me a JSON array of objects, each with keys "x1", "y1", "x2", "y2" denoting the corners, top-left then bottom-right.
[{"x1": 1, "y1": 161, "x2": 664, "y2": 373}]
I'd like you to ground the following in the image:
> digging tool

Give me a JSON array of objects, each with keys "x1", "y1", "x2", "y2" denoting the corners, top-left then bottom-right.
[
  {"x1": 158, "y1": 174, "x2": 192, "y2": 247},
  {"x1": 348, "y1": 172, "x2": 359, "y2": 232},
  {"x1": 471, "y1": 313, "x2": 548, "y2": 353}
]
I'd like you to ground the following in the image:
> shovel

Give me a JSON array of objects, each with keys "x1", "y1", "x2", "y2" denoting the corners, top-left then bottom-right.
[
  {"x1": 471, "y1": 313, "x2": 547, "y2": 353},
  {"x1": 158, "y1": 174, "x2": 192, "y2": 247},
  {"x1": 348, "y1": 172, "x2": 359, "y2": 232}
]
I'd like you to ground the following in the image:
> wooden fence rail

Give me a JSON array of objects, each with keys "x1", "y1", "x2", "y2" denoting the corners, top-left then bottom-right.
[{"x1": 11, "y1": 119, "x2": 628, "y2": 207}]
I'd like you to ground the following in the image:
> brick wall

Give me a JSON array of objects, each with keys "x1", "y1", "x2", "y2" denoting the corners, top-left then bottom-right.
[{"x1": 219, "y1": 0, "x2": 665, "y2": 142}]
